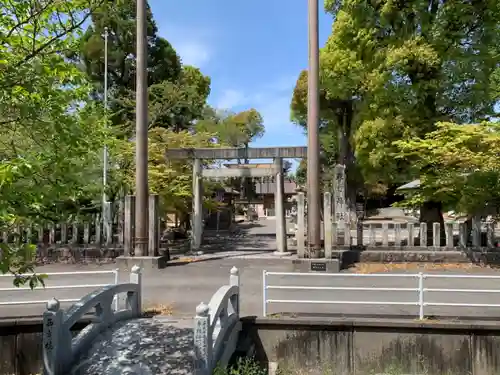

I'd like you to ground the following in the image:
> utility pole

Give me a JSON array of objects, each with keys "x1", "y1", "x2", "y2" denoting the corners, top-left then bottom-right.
[
  {"x1": 135, "y1": 0, "x2": 148, "y2": 256},
  {"x1": 306, "y1": 0, "x2": 321, "y2": 257},
  {"x1": 102, "y1": 27, "x2": 110, "y2": 242}
]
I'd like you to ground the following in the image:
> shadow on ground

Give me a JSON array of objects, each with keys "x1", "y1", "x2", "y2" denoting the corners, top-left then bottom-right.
[{"x1": 200, "y1": 220, "x2": 279, "y2": 254}]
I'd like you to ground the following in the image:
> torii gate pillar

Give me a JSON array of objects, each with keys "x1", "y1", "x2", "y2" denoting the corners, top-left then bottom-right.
[{"x1": 192, "y1": 158, "x2": 203, "y2": 251}]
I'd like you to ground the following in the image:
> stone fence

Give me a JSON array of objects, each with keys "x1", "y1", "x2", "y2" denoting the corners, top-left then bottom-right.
[
  {"x1": 1, "y1": 194, "x2": 166, "y2": 261},
  {"x1": 42, "y1": 265, "x2": 142, "y2": 375},
  {"x1": 294, "y1": 191, "x2": 500, "y2": 259},
  {"x1": 194, "y1": 267, "x2": 241, "y2": 375}
]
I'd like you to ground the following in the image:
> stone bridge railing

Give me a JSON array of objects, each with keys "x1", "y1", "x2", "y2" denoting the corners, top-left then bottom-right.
[
  {"x1": 194, "y1": 266, "x2": 241, "y2": 375},
  {"x1": 42, "y1": 265, "x2": 142, "y2": 375}
]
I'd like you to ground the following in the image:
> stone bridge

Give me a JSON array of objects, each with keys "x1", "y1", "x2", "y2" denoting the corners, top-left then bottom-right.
[{"x1": 42, "y1": 266, "x2": 241, "y2": 375}]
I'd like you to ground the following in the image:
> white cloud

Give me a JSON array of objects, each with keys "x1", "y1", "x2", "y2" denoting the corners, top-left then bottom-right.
[
  {"x1": 215, "y1": 89, "x2": 247, "y2": 109},
  {"x1": 175, "y1": 41, "x2": 211, "y2": 67},
  {"x1": 157, "y1": 23, "x2": 213, "y2": 69}
]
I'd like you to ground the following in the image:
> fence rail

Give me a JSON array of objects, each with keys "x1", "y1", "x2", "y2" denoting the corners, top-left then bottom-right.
[
  {"x1": 262, "y1": 271, "x2": 500, "y2": 319},
  {"x1": 0, "y1": 269, "x2": 119, "y2": 309}
]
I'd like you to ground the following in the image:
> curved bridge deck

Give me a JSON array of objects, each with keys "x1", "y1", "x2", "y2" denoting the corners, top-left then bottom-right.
[{"x1": 71, "y1": 318, "x2": 194, "y2": 375}]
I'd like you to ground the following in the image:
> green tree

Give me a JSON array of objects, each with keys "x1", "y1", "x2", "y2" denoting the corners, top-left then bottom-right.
[
  {"x1": 293, "y1": 0, "x2": 500, "y2": 233},
  {"x1": 115, "y1": 127, "x2": 221, "y2": 230},
  {"x1": 196, "y1": 108, "x2": 265, "y2": 200},
  {"x1": 197, "y1": 108, "x2": 265, "y2": 148},
  {"x1": 146, "y1": 65, "x2": 211, "y2": 131},
  {"x1": 76, "y1": 0, "x2": 213, "y2": 136},
  {"x1": 0, "y1": 0, "x2": 108, "y2": 285},
  {"x1": 393, "y1": 121, "x2": 500, "y2": 217},
  {"x1": 291, "y1": 70, "x2": 361, "y2": 199},
  {"x1": 77, "y1": 0, "x2": 181, "y2": 94}
]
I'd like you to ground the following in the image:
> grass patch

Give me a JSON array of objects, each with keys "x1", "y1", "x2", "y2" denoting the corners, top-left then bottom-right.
[
  {"x1": 214, "y1": 357, "x2": 267, "y2": 375},
  {"x1": 350, "y1": 262, "x2": 483, "y2": 274},
  {"x1": 142, "y1": 303, "x2": 174, "y2": 317}
]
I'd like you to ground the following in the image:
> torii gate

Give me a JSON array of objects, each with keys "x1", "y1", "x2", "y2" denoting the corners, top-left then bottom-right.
[{"x1": 165, "y1": 146, "x2": 307, "y2": 254}]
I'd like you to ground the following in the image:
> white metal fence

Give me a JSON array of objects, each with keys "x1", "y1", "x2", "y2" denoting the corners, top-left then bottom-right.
[
  {"x1": 262, "y1": 271, "x2": 500, "y2": 319},
  {"x1": 0, "y1": 269, "x2": 119, "y2": 310}
]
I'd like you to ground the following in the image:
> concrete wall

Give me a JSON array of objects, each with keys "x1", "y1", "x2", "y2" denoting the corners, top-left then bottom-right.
[
  {"x1": 0, "y1": 318, "x2": 89, "y2": 375},
  {"x1": 240, "y1": 317, "x2": 500, "y2": 375}
]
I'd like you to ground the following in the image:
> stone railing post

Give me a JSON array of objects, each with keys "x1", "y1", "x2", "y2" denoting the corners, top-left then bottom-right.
[
  {"x1": 43, "y1": 298, "x2": 66, "y2": 375},
  {"x1": 229, "y1": 266, "x2": 240, "y2": 315},
  {"x1": 127, "y1": 265, "x2": 142, "y2": 315},
  {"x1": 194, "y1": 302, "x2": 212, "y2": 375}
]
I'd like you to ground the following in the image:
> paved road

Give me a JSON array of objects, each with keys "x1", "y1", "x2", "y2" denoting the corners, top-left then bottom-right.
[
  {"x1": 200, "y1": 218, "x2": 291, "y2": 255},
  {"x1": 2, "y1": 219, "x2": 500, "y2": 321},
  {"x1": 3, "y1": 257, "x2": 500, "y2": 321}
]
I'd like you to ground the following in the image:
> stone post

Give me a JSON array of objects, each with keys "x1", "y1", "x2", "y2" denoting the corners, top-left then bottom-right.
[
  {"x1": 43, "y1": 298, "x2": 70, "y2": 375},
  {"x1": 333, "y1": 164, "x2": 347, "y2": 246},
  {"x1": 128, "y1": 265, "x2": 142, "y2": 315},
  {"x1": 296, "y1": 191, "x2": 306, "y2": 258},
  {"x1": 192, "y1": 158, "x2": 203, "y2": 251},
  {"x1": 446, "y1": 223, "x2": 454, "y2": 249},
  {"x1": 419, "y1": 223, "x2": 427, "y2": 247},
  {"x1": 194, "y1": 302, "x2": 212, "y2": 375},
  {"x1": 333, "y1": 165, "x2": 347, "y2": 229},
  {"x1": 323, "y1": 192, "x2": 332, "y2": 258},
  {"x1": 229, "y1": 266, "x2": 240, "y2": 315},
  {"x1": 273, "y1": 157, "x2": 288, "y2": 254},
  {"x1": 487, "y1": 221, "x2": 495, "y2": 248},
  {"x1": 407, "y1": 223, "x2": 414, "y2": 247},
  {"x1": 148, "y1": 194, "x2": 160, "y2": 257},
  {"x1": 472, "y1": 216, "x2": 481, "y2": 248},
  {"x1": 459, "y1": 222, "x2": 467, "y2": 248},
  {"x1": 124, "y1": 195, "x2": 135, "y2": 256},
  {"x1": 103, "y1": 201, "x2": 113, "y2": 246},
  {"x1": 433, "y1": 223, "x2": 440, "y2": 249}
]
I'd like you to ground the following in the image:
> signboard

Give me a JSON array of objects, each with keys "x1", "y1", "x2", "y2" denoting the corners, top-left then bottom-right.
[{"x1": 310, "y1": 262, "x2": 327, "y2": 272}]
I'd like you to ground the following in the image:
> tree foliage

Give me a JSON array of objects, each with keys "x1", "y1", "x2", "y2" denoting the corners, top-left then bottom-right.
[
  {"x1": 196, "y1": 108, "x2": 265, "y2": 148},
  {"x1": 394, "y1": 122, "x2": 500, "y2": 216},
  {"x1": 76, "y1": 0, "x2": 212, "y2": 136},
  {"x1": 292, "y1": 0, "x2": 500, "y2": 212},
  {"x1": 115, "y1": 127, "x2": 222, "y2": 228},
  {"x1": 196, "y1": 107, "x2": 265, "y2": 200},
  {"x1": 77, "y1": 0, "x2": 181, "y2": 93},
  {"x1": 0, "y1": 0, "x2": 109, "y2": 284}
]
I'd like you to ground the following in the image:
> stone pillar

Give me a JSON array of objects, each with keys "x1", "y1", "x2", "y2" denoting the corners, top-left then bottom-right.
[
  {"x1": 274, "y1": 157, "x2": 288, "y2": 255},
  {"x1": 297, "y1": 191, "x2": 306, "y2": 258},
  {"x1": 194, "y1": 302, "x2": 212, "y2": 375},
  {"x1": 124, "y1": 195, "x2": 135, "y2": 256},
  {"x1": 192, "y1": 158, "x2": 203, "y2": 251},
  {"x1": 148, "y1": 194, "x2": 160, "y2": 256},
  {"x1": 333, "y1": 165, "x2": 347, "y2": 228},
  {"x1": 333, "y1": 164, "x2": 348, "y2": 245},
  {"x1": 103, "y1": 201, "x2": 113, "y2": 245},
  {"x1": 324, "y1": 192, "x2": 332, "y2": 258}
]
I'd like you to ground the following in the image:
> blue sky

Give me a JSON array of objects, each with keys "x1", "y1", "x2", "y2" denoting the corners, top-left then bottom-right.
[{"x1": 149, "y1": 0, "x2": 334, "y2": 152}]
